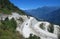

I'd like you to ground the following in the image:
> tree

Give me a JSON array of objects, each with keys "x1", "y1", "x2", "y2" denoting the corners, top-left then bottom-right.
[{"x1": 10, "y1": 18, "x2": 17, "y2": 30}]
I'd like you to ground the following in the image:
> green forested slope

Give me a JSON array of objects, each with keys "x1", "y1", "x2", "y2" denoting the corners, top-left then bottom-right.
[{"x1": 0, "y1": 0, "x2": 25, "y2": 15}]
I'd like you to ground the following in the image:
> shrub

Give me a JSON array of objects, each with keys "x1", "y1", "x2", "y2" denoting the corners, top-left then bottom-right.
[
  {"x1": 47, "y1": 24, "x2": 54, "y2": 33},
  {"x1": 26, "y1": 34, "x2": 40, "y2": 39},
  {"x1": 39, "y1": 23, "x2": 45, "y2": 30}
]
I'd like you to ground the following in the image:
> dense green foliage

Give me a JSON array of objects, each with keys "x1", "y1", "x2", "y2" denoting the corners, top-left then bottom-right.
[
  {"x1": 0, "y1": 18, "x2": 24, "y2": 39},
  {"x1": 47, "y1": 24, "x2": 54, "y2": 33},
  {"x1": 0, "y1": 17, "x2": 16, "y2": 31},
  {"x1": 0, "y1": 0, "x2": 25, "y2": 15},
  {"x1": 26, "y1": 34, "x2": 40, "y2": 39}
]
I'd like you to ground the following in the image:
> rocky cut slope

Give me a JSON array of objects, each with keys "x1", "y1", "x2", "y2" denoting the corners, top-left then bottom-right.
[
  {"x1": 0, "y1": 12, "x2": 60, "y2": 39},
  {"x1": 15, "y1": 13, "x2": 60, "y2": 39}
]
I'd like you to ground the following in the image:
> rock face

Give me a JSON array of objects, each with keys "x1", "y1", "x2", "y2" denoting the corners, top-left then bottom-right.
[
  {"x1": 15, "y1": 13, "x2": 60, "y2": 39},
  {"x1": 0, "y1": 13, "x2": 60, "y2": 39}
]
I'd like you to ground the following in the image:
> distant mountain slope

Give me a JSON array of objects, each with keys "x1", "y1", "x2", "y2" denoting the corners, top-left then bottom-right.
[
  {"x1": 47, "y1": 9, "x2": 60, "y2": 25},
  {"x1": 25, "y1": 6, "x2": 59, "y2": 16},
  {"x1": 25, "y1": 6, "x2": 60, "y2": 25},
  {"x1": 0, "y1": 0, "x2": 25, "y2": 15}
]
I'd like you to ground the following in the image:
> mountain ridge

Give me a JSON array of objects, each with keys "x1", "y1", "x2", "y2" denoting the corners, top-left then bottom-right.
[
  {"x1": 0, "y1": 0, "x2": 25, "y2": 15},
  {"x1": 25, "y1": 6, "x2": 60, "y2": 25}
]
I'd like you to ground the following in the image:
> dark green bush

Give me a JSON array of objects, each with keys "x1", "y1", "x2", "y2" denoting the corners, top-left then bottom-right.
[
  {"x1": 39, "y1": 23, "x2": 45, "y2": 30},
  {"x1": 47, "y1": 24, "x2": 54, "y2": 33},
  {"x1": 26, "y1": 34, "x2": 40, "y2": 39}
]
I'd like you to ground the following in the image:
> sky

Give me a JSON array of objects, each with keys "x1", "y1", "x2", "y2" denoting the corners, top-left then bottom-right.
[{"x1": 10, "y1": 0, "x2": 60, "y2": 10}]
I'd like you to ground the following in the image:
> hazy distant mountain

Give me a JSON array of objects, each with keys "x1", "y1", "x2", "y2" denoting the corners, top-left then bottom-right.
[
  {"x1": 25, "y1": 6, "x2": 59, "y2": 15},
  {"x1": 25, "y1": 6, "x2": 60, "y2": 25},
  {"x1": 0, "y1": 0, "x2": 25, "y2": 15},
  {"x1": 47, "y1": 9, "x2": 60, "y2": 25}
]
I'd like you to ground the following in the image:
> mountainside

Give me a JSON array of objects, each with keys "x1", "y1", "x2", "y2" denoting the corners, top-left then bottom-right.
[
  {"x1": 0, "y1": 0, "x2": 25, "y2": 15},
  {"x1": 25, "y1": 6, "x2": 59, "y2": 15},
  {"x1": 47, "y1": 9, "x2": 60, "y2": 25},
  {"x1": 25, "y1": 6, "x2": 60, "y2": 25},
  {"x1": 0, "y1": 12, "x2": 60, "y2": 39},
  {"x1": 16, "y1": 14, "x2": 60, "y2": 39}
]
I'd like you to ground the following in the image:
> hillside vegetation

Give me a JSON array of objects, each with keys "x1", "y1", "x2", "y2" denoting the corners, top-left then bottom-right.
[
  {"x1": 0, "y1": 0, "x2": 25, "y2": 15},
  {"x1": 0, "y1": 18, "x2": 24, "y2": 39}
]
